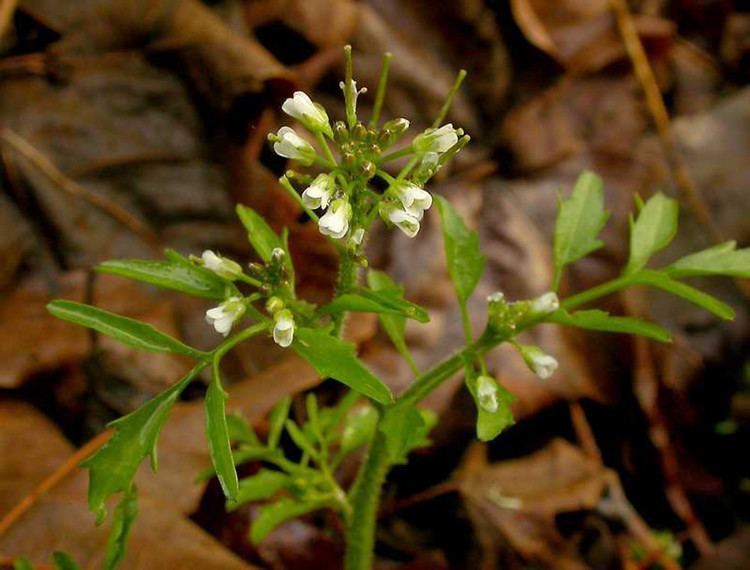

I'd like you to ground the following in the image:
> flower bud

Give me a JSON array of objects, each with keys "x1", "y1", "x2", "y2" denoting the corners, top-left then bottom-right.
[
  {"x1": 281, "y1": 91, "x2": 333, "y2": 138},
  {"x1": 265, "y1": 296, "x2": 284, "y2": 315},
  {"x1": 379, "y1": 118, "x2": 410, "y2": 146},
  {"x1": 476, "y1": 375, "x2": 499, "y2": 413},
  {"x1": 413, "y1": 123, "x2": 459, "y2": 155},
  {"x1": 333, "y1": 121, "x2": 349, "y2": 143},
  {"x1": 205, "y1": 297, "x2": 245, "y2": 337},
  {"x1": 273, "y1": 126, "x2": 316, "y2": 166},
  {"x1": 519, "y1": 345, "x2": 558, "y2": 379},
  {"x1": 200, "y1": 250, "x2": 242, "y2": 280},
  {"x1": 359, "y1": 160, "x2": 376, "y2": 179},
  {"x1": 353, "y1": 121, "x2": 368, "y2": 141},
  {"x1": 529, "y1": 292, "x2": 559, "y2": 317},
  {"x1": 272, "y1": 309, "x2": 295, "y2": 348}
]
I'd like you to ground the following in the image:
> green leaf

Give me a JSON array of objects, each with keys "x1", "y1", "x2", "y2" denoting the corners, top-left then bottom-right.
[
  {"x1": 81, "y1": 364, "x2": 205, "y2": 523},
  {"x1": 624, "y1": 193, "x2": 679, "y2": 275},
  {"x1": 250, "y1": 498, "x2": 326, "y2": 544},
  {"x1": 553, "y1": 171, "x2": 609, "y2": 285},
  {"x1": 466, "y1": 379, "x2": 515, "y2": 442},
  {"x1": 268, "y1": 397, "x2": 292, "y2": 449},
  {"x1": 634, "y1": 270, "x2": 735, "y2": 320},
  {"x1": 547, "y1": 309, "x2": 672, "y2": 343},
  {"x1": 340, "y1": 405, "x2": 378, "y2": 455},
  {"x1": 52, "y1": 552, "x2": 81, "y2": 570},
  {"x1": 236, "y1": 205, "x2": 284, "y2": 264},
  {"x1": 47, "y1": 300, "x2": 206, "y2": 359},
  {"x1": 434, "y1": 195, "x2": 486, "y2": 303},
  {"x1": 319, "y1": 288, "x2": 429, "y2": 323},
  {"x1": 665, "y1": 241, "x2": 750, "y2": 279},
  {"x1": 97, "y1": 255, "x2": 230, "y2": 300},
  {"x1": 380, "y1": 405, "x2": 436, "y2": 463},
  {"x1": 226, "y1": 413, "x2": 260, "y2": 446},
  {"x1": 367, "y1": 270, "x2": 418, "y2": 372},
  {"x1": 13, "y1": 557, "x2": 34, "y2": 570},
  {"x1": 231, "y1": 470, "x2": 292, "y2": 510},
  {"x1": 102, "y1": 485, "x2": 138, "y2": 570},
  {"x1": 285, "y1": 420, "x2": 318, "y2": 458},
  {"x1": 292, "y1": 328, "x2": 393, "y2": 405},
  {"x1": 205, "y1": 367, "x2": 239, "y2": 500}
]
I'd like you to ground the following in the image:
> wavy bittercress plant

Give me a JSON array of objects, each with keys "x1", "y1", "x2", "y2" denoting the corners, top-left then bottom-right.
[{"x1": 43, "y1": 47, "x2": 750, "y2": 570}]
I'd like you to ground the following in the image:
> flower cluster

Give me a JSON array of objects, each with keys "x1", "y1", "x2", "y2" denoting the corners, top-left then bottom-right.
[{"x1": 269, "y1": 81, "x2": 466, "y2": 246}]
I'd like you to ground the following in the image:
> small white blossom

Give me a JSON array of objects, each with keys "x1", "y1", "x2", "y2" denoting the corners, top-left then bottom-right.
[
  {"x1": 350, "y1": 228, "x2": 365, "y2": 246},
  {"x1": 383, "y1": 205, "x2": 421, "y2": 238},
  {"x1": 413, "y1": 123, "x2": 459, "y2": 154},
  {"x1": 395, "y1": 182, "x2": 432, "y2": 213},
  {"x1": 272, "y1": 309, "x2": 295, "y2": 348},
  {"x1": 520, "y1": 346, "x2": 558, "y2": 379},
  {"x1": 201, "y1": 250, "x2": 242, "y2": 280},
  {"x1": 281, "y1": 91, "x2": 332, "y2": 137},
  {"x1": 319, "y1": 199, "x2": 352, "y2": 239},
  {"x1": 529, "y1": 292, "x2": 560, "y2": 316},
  {"x1": 487, "y1": 291, "x2": 505, "y2": 303},
  {"x1": 302, "y1": 174, "x2": 334, "y2": 210},
  {"x1": 273, "y1": 126, "x2": 316, "y2": 165},
  {"x1": 205, "y1": 297, "x2": 245, "y2": 337},
  {"x1": 476, "y1": 375, "x2": 499, "y2": 413}
]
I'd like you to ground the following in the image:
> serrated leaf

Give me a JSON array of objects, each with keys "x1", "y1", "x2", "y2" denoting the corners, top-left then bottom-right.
[
  {"x1": 81, "y1": 364, "x2": 205, "y2": 523},
  {"x1": 435, "y1": 196, "x2": 486, "y2": 303},
  {"x1": 52, "y1": 552, "x2": 81, "y2": 570},
  {"x1": 634, "y1": 270, "x2": 735, "y2": 320},
  {"x1": 97, "y1": 255, "x2": 230, "y2": 300},
  {"x1": 547, "y1": 309, "x2": 672, "y2": 343},
  {"x1": 230, "y1": 470, "x2": 292, "y2": 510},
  {"x1": 292, "y1": 328, "x2": 393, "y2": 404},
  {"x1": 341, "y1": 405, "x2": 378, "y2": 455},
  {"x1": 206, "y1": 367, "x2": 239, "y2": 500},
  {"x1": 268, "y1": 397, "x2": 292, "y2": 449},
  {"x1": 367, "y1": 270, "x2": 418, "y2": 372},
  {"x1": 319, "y1": 288, "x2": 429, "y2": 323},
  {"x1": 102, "y1": 485, "x2": 138, "y2": 570},
  {"x1": 553, "y1": 171, "x2": 609, "y2": 284},
  {"x1": 665, "y1": 241, "x2": 750, "y2": 279},
  {"x1": 624, "y1": 193, "x2": 679, "y2": 275},
  {"x1": 466, "y1": 377, "x2": 516, "y2": 442},
  {"x1": 250, "y1": 498, "x2": 327, "y2": 544},
  {"x1": 47, "y1": 301, "x2": 206, "y2": 359}
]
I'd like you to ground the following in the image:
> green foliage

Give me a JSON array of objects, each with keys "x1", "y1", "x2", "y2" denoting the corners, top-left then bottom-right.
[
  {"x1": 434, "y1": 195, "x2": 485, "y2": 304},
  {"x1": 341, "y1": 405, "x2": 378, "y2": 455},
  {"x1": 98, "y1": 253, "x2": 231, "y2": 300},
  {"x1": 13, "y1": 557, "x2": 34, "y2": 570},
  {"x1": 319, "y1": 288, "x2": 429, "y2": 323},
  {"x1": 47, "y1": 300, "x2": 206, "y2": 359},
  {"x1": 230, "y1": 470, "x2": 292, "y2": 511},
  {"x1": 103, "y1": 485, "x2": 138, "y2": 570},
  {"x1": 624, "y1": 193, "x2": 679, "y2": 275},
  {"x1": 547, "y1": 309, "x2": 672, "y2": 343},
  {"x1": 292, "y1": 327, "x2": 393, "y2": 404},
  {"x1": 206, "y1": 368, "x2": 239, "y2": 500},
  {"x1": 236, "y1": 205, "x2": 287, "y2": 265},
  {"x1": 251, "y1": 498, "x2": 327, "y2": 544},
  {"x1": 52, "y1": 552, "x2": 81, "y2": 570},
  {"x1": 632, "y1": 270, "x2": 734, "y2": 320},
  {"x1": 81, "y1": 364, "x2": 205, "y2": 523},
  {"x1": 665, "y1": 241, "x2": 750, "y2": 278},
  {"x1": 552, "y1": 171, "x2": 609, "y2": 289},
  {"x1": 380, "y1": 405, "x2": 437, "y2": 463},
  {"x1": 466, "y1": 376, "x2": 516, "y2": 442},
  {"x1": 268, "y1": 397, "x2": 292, "y2": 449}
]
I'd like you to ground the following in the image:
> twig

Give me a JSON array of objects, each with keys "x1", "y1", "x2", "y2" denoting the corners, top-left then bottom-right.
[
  {"x1": 609, "y1": 0, "x2": 722, "y2": 244},
  {"x1": 0, "y1": 129, "x2": 160, "y2": 246},
  {"x1": 0, "y1": 0, "x2": 18, "y2": 40},
  {"x1": 0, "y1": 429, "x2": 112, "y2": 537}
]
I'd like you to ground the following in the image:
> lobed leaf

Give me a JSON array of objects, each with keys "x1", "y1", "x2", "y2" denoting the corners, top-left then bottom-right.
[
  {"x1": 547, "y1": 309, "x2": 672, "y2": 343},
  {"x1": 553, "y1": 171, "x2": 609, "y2": 284},
  {"x1": 665, "y1": 241, "x2": 750, "y2": 279},
  {"x1": 230, "y1": 470, "x2": 292, "y2": 510},
  {"x1": 250, "y1": 498, "x2": 327, "y2": 544},
  {"x1": 435, "y1": 195, "x2": 486, "y2": 303},
  {"x1": 292, "y1": 328, "x2": 393, "y2": 405},
  {"x1": 97, "y1": 255, "x2": 230, "y2": 300},
  {"x1": 47, "y1": 301, "x2": 206, "y2": 359},
  {"x1": 624, "y1": 193, "x2": 679, "y2": 275},
  {"x1": 81, "y1": 364, "x2": 205, "y2": 523},
  {"x1": 102, "y1": 485, "x2": 138, "y2": 570},
  {"x1": 205, "y1": 367, "x2": 239, "y2": 500}
]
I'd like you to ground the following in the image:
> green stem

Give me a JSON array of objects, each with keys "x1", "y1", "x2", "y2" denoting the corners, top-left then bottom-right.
[
  {"x1": 317, "y1": 131, "x2": 338, "y2": 166},
  {"x1": 561, "y1": 274, "x2": 633, "y2": 310},
  {"x1": 343, "y1": 45, "x2": 357, "y2": 129},
  {"x1": 432, "y1": 69, "x2": 467, "y2": 128},
  {"x1": 369, "y1": 53, "x2": 392, "y2": 129},
  {"x1": 332, "y1": 253, "x2": 360, "y2": 337}
]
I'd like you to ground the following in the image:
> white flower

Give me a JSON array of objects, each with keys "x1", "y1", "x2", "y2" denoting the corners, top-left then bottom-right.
[
  {"x1": 272, "y1": 309, "x2": 295, "y2": 348},
  {"x1": 201, "y1": 250, "x2": 242, "y2": 280},
  {"x1": 273, "y1": 126, "x2": 316, "y2": 165},
  {"x1": 383, "y1": 205, "x2": 421, "y2": 238},
  {"x1": 350, "y1": 228, "x2": 365, "y2": 246},
  {"x1": 520, "y1": 346, "x2": 558, "y2": 379},
  {"x1": 205, "y1": 297, "x2": 245, "y2": 337},
  {"x1": 302, "y1": 174, "x2": 334, "y2": 210},
  {"x1": 394, "y1": 182, "x2": 432, "y2": 213},
  {"x1": 318, "y1": 199, "x2": 352, "y2": 239},
  {"x1": 529, "y1": 292, "x2": 560, "y2": 316},
  {"x1": 487, "y1": 291, "x2": 505, "y2": 303},
  {"x1": 413, "y1": 123, "x2": 459, "y2": 154},
  {"x1": 281, "y1": 91, "x2": 332, "y2": 137},
  {"x1": 476, "y1": 375, "x2": 499, "y2": 413}
]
